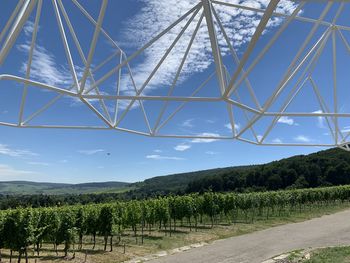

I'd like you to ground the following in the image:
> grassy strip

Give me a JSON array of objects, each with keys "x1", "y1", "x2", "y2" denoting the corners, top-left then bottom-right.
[{"x1": 304, "y1": 246, "x2": 350, "y2": 263}]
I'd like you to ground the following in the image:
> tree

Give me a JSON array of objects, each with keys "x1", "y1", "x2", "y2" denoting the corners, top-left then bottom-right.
[
  {"x1": 56, "y1": 209, "x2": 76, "y2": 257},
  {"x1": 2, "y1": 210, "x2": 20, "y2": 262},
  {"x1": 44, "y1": 208, "x2": 61, "y2": 255},
  {"x1": 31, "y1": 209, "x2": 50, "y2": 256},
  {"x1": 202, "y1": 192, "x2": 217, "y2": 227},
  {"x1": 85, "y1": 206, "x2": 100, "y2": 249},
  {"x1": 75, "y1": 207, "x2": 87, "y2": 250},
  {"x1": 126, "y1": 201, "x2": 142, "y2": 242},
  {"x1": 0, "y1": 212, "x2": 5, "y2": 262},
  {"x1": 98, "y1": 205, "x2": 114, "y2": 251},
  {"x1": 2, "y1": 209, "x2": 34, "y2": 263},
  {"x1": 16, "y1": 209, "x2": 35, "y2": 263}
]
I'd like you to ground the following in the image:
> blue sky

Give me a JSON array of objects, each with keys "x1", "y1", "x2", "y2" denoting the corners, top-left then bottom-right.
[{"x1": 0, "y1": 1, "x2": 350, "y2": 183}]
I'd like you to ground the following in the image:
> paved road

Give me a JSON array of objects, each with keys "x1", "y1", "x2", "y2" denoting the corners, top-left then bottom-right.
[{"x1": 149, "y1": 209, "x2": 350, "y2": 263}]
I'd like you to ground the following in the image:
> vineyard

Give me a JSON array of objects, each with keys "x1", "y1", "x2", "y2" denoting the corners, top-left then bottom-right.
[{"x1": 1, "y1": 185, "x2": 350, "y2": 262}]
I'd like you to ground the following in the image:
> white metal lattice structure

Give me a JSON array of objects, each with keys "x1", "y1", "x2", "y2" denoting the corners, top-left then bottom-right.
[{"x1": 1, "y1": 0, "x2": 350, "y2": 151}]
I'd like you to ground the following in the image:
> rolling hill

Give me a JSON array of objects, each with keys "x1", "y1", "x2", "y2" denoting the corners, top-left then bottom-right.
[
  {"x1": 0, "y1": 181, "x2": 131, "y2": 195},
  {"x1": 129, "y1": 147, "x2": 350, "y2": 197},
  {"x1": 1, "y1": 147, "x2": 350, "y2": 197}
]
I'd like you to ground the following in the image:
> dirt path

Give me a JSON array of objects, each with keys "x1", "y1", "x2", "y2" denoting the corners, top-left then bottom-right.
[{"x1": 148, "y1": 209, "x2": 350, "y2": 263}]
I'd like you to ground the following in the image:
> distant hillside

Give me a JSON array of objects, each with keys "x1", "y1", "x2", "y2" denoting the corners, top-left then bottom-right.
[
  {"x1": 185, "y1": 148, "x2": 350, "y2": 194},
  {"x1": 0, "y1": 181, "x2": 131, "y2": 195},
  {"x1": 128, "y1": 148, "x2": 350, "y2": 197},
  {"x1": 2, "y1": 148, "x2": 350, "y2": 198},
  {"x1": 130, "y1": 165, "x2": 256, "y2": 197}
]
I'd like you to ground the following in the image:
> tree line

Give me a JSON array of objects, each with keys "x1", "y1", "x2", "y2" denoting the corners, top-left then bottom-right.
[
  {"x1": 1, "y1": 148, "x2": 350, "y2": 210},
  {"x1": 0, "y1": 192, "x2": 122, "y2": 210},
  {"x1": 186, "y1": 148, "x2": 350, "y2": 193},
  {"x1": 1, "y1": 185, "x2": 350, "y2": 262}
]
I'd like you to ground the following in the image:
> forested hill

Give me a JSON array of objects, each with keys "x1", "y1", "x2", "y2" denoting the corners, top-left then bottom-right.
[
  {"x1": 185, "y1": 148, "x2": 350, "y2": 193},
  {"x1": 129, "y1": 165, "x2": 256, "y2": 197},
  {"x1": 1, "y1": 148, "x2": 350, "y2": 199},
  {"x1": 127, "y1": 148, "x2": 350, "y2": 197}
]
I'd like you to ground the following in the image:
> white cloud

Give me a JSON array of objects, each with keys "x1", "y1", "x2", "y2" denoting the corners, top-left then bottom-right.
[
  {"x1": 59, "y1": 159, "x2": 68, "y2": 163},
  {"x1": 224, "y1": 123, "x2": 241, "y2": 132},
  {"x1": 272, "y1": 138, "x2": 282, "y2": 143},
  {"x1": 174, "y1": 144, "x2": 191, "y2": 151},
  {"x1": 294, "y1": 135, "x2": 311, "y2": 143},
  {"x1": 146, "y1": 154, "x2": 184, "y2": 160},
  {"x1": 341, "y1": 126, "x2": 350, "y2": 133},
  {"x1": 23, "y1": 20, "x2": 36, "y2": 36},
  {"x1": 0, "y1": 164, "x2": 35, "y2": 177},
  {"x1": 17, "y1": 39, "x2": 116, "y2": 111},
  {"x1": 121, "y1": 0, "x2": 297, "y2": 99},
  {"x1": 154, "y1": 149, "x2": 162, "y2": 153},
  {"x1": 17, "y1": 43, "x2": 73, "y2": 87},
  {"x1": 0, "y1": 144, "x2": 38, "y2": 158},
  {"x1": 191, "y1": 132, "x2": 220, "y2": 143},
  {"x1": 205, "y1": 151, "x2": 218, "y2": 155},
  {"x1": 313, "y1": 110, "x2": 326, "y2": 128},
  {"x1": 27, "y1": 161, "x2": 50, "y2": 166},
  {"x1": 181, "y1": 119, "x2": 194, "y2": 128},
  {"x1": 277, "y1": 116, "x2": 295, "y2": 126},
  {"x1": 78, "y1": 149, "x2": 104, "y2": 155}
]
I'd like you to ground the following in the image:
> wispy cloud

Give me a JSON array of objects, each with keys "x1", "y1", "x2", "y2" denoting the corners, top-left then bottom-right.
[
  {"x1": 294, "y1": 135, "x2": 311, "y2": 143},
  {"x1": 23, "y1": 20, "x2": 36, "y2": 37},
  {"x1": 341, "y1": 126, "x2": 350, "y2": 133},
  {"x1": 146, "y1": 154, "x2": 184, "y2": 160},
  {"x1": 78, "y1": 149, "x2": 104, "y2": 155},
  {"x1": 272, "y1": 138, "x2": 282, "y2": 143},
  {"x1": 0, "y1": 144, "x2": 38, "y2": 158},
  {"x1": 18, "y1": 29, "x2": 116, "y2": 112},
  {"x1": 277, "y1": 116, "x2": 295, "y2": 126},
  {"x1": 191, "y1": 132, "x2": 220, "y2": 143},
  {"x1": 0, "y1": 164, "x2": 35, "y2": 177},
  {"x1": 27, "y1": 161, "x2": 50, "y2": 166},
  {"x1": 154, "y1": 149, "x2": 162, "y2": 153},
  {"x1": 313, "y1": 110, "x2": 326, "y2": 129},
  {"x1": 121, "y1": 0, "x2": 297, "y2": 97},
  {"x1": 205, "y1": 151, "x2": 218, "y2": 155},
  {"x1": 174, "y1": 143, "x2": 191, "y2": 151},
  {"x1": 224, "y1": 123, "x2": 241, "y2": 132},
  {"x1": 17, "y1": 43, "x2": 73, "y2": 87},
  {"x1": 181, "y1": 119, "x2": 194, "y2": 128}
]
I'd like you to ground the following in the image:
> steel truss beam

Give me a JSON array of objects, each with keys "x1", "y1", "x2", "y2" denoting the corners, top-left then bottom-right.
[{"x1": 1, "y1": 0, "x2": 350, "y2": 151}]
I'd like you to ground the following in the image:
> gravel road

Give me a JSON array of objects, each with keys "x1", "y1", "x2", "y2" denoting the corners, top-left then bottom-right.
[{"x1": 149, "y1": 209, "x2": 350, "y2": 263}]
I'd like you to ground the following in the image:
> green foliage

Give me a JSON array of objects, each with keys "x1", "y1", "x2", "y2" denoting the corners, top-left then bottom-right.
[
  {"x1": 186, "y1": 148, "x2": 350, "y2": 193},
  {"x1": 305, "y1": 246, "x2": 350, "y2": 263},
  {"x1": 0, "y1": 181, "x2": 131, "y2": 195},
  {"x1": 1, "y1": 148, "x2": 350, "y2": 210},
  {"x1": 98, "y1": 205, "x2": 115, "y2": 251},
  {"x1": 57, "y1": 208, "x2": 76, "y2": 256},
  {"x1": 0, "y1": 184, "x2": 350, "y2": 261}
]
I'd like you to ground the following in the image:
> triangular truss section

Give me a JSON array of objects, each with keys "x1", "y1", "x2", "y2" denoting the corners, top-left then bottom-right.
[{"x1": 1, "y1": 0, "x2": 350, "y2": 151}]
